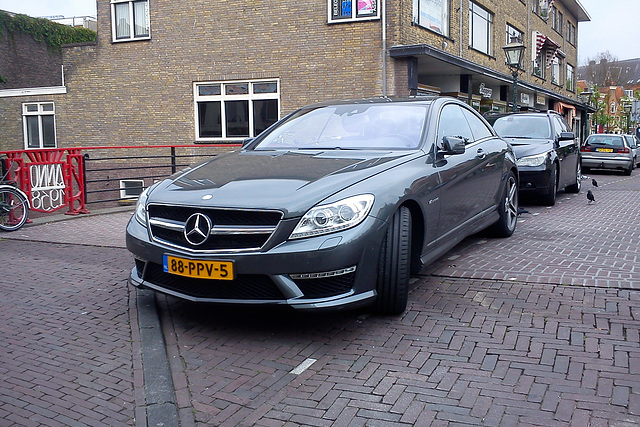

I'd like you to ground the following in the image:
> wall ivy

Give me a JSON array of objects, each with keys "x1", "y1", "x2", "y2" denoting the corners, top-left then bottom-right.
[{"x1": 0, "y1": 11, "x2": 96, "y2": 51}]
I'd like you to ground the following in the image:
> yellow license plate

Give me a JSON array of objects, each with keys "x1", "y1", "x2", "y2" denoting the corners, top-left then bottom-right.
[
  {"x1": 163, "y1": 255, "x2": 234, "y2": 280},
  {"x1": 596, "y1": 148, "x2": 613, "y2": 152}
]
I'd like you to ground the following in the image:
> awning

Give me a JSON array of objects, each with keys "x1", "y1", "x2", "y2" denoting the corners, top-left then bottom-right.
[{"x1": 532, "y1": 31, "x2": 560, "y2": 66}]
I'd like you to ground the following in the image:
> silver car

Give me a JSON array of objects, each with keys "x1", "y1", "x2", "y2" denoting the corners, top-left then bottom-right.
[
  {"x1": 581, "y1": 134, "x2": 634, "y2": 175},
  {"x1": 624, "y1": 134, "x2": 639, "y2": 168}
]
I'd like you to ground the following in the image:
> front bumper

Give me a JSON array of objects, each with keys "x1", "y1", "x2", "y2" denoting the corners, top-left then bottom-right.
[
  {"x1": 517, "y1": 167, "x2": 552, "y2": 195},
  {"x1": 126, "y1": 215, "x2": 386, "y2": 310}
]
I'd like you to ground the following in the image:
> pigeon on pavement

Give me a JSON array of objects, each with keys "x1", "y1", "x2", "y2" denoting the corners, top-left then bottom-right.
[
  {"x1": 592, "y1": 178, "x2": 598, "y2": 187},
  {"x1": 587, "y1": 190, "x2": 595, "y2": 203}
]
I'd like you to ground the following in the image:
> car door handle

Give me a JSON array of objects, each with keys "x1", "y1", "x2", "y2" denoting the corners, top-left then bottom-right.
[{"x1": 476, "y1": 149, "x2": 486, "y2": 159}]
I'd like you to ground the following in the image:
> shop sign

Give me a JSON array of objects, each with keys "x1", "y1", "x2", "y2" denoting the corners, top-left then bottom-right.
[
  {"x1": 478, "y1": 83, "x2": 492, "y2": 98},
  {"x1": 521, "y1": 93, "x2": 530, "y2": 104},
  {"x1": 536, "y1": 95, "x2": 546, "y2": 105}
]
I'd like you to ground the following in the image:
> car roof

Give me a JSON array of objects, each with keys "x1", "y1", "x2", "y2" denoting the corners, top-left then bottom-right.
[{"x1": 300, "y1": 96, "x2": 437, "y2": 110}]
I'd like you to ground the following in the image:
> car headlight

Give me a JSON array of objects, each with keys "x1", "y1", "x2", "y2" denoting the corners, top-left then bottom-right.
[
  {"x1": 134, "y1": 186, "x2": 151, "y2": 226},
  {"x1": 516, "y1": 153, "x2": 548, "y2": 167},
  {"x1": 290, "y1": 194, "x2": 375, "y2": 239}
]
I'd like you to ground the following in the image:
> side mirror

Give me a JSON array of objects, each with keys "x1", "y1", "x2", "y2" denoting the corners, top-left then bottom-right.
[
  {"x1": 242, "y1": 137, "x2": 255, "y2": 148},
  {"x1": 441, "y1": 136, "x2": 466, "y2": 155},
  {"x1": 559, "y1": 132, "x2": 575, "y2": 141}
]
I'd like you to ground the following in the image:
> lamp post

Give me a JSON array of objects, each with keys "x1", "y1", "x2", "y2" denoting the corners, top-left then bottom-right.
[
  {"x1": 502, "y1": 40, "x2": 526, "y2": 113},
  {"x1": 622, "y1": 101, "x2": 632, "y2": 134}
]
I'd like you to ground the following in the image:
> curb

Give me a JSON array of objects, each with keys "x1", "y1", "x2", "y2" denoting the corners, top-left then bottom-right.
[{"x1": 137, "y1": 289, "x2": 179, "y2": 426}]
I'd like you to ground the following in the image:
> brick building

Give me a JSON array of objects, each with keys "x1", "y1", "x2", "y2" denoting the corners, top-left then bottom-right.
[{"x1": 1, "y1": 0, "x2": 591, "y2": 152}]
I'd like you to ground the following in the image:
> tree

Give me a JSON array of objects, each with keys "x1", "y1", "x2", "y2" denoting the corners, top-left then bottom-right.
[{"x1": 579, "y1": 51, "x2": 619, "y2": 86}]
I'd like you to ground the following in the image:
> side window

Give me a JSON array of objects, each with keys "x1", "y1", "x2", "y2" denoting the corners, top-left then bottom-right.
[
  {"x1": 552, "y1": 116, "x2": 569, "y2": 134},
  {"x1": 461, "y1": 108, "x2": 493, "y2": 142},
  {"x1": 437, "y1": 105, "x2": 474, "y2": 147}
]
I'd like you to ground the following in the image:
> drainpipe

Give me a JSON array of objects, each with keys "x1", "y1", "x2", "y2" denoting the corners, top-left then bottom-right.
[
  {"x1": 382, "y1": 0, "x2": 387, "y2": 97},
  {"x1": 459, "y1": 0, "x2": 463, "y2": 58}
]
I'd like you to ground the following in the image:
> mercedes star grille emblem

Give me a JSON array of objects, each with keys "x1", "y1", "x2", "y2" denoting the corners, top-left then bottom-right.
[{"x1": 183, "y1": 213, "x2": 212, "y2": 246}]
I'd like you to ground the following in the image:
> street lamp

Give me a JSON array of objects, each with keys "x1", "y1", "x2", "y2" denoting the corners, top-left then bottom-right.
[
  {"x1": 502, "y1": 40, "x2": 526, "y2": 113},
  {"x1": 622, "y1": 101, "x2": 632, "y2": 134},
  {"x1": 579, "y1": 89, "x2": 593, "y2": 106}
]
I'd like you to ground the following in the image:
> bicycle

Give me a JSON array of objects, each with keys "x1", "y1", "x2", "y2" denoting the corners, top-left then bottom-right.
[{"x1": 0, "y1": 158, "x2": 30, "y2": 232}]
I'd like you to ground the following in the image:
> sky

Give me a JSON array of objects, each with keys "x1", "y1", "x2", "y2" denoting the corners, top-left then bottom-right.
[{"x1": 0, "y1": 0, "x2": 638, "y2": 65}]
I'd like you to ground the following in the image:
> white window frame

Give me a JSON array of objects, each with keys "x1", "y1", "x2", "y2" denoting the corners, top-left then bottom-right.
[
  {"x1": 194, "y1": 79, "x2": 281, "y2": 142},
  {"x1": 120, "y1": 179, "x2": 145, "y2": 199},
  {"x1": 22, "y1": 102, "x2": 57, "y2": 149},
  {"x1": 328, "y1": 0, "x2": 380, "y2": 23},
  {"x1": 111, "y1": 0, "x2": 151, "y2": 42},
  {"x1": 469, "y1": 1, "x2": 493, "y2": 56},
  {"x1": 412, "y1": 0, "x2": 450, "y2": 37},
  {"x1": 551, "y1": 56, "x2": 562, "y2": 85},
  {"x1": 566, "y1": 64, "x2": 575, "y2": 92}
]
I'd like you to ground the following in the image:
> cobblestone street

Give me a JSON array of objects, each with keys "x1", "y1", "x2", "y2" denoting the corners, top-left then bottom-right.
[{"x1": 1, "y1": 170, "x2": 639, "y2": 426}]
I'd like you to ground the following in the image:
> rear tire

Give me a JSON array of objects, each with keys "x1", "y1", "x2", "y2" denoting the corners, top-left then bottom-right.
[
  {"x1": 489, "y1": 171, "x2": 518, "y2": 238},
  {"x1": 624, "y1": 164, "x2": 633, "y2": 176},
  {"x1": 373, "y1": 206, "x2": 411, "y2": 315},
  {"x1": 0, "y1": 187, "x2": 29, "y2": 232}
]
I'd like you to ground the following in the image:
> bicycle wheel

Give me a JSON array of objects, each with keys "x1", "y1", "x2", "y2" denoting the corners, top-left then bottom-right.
[{"x1": 0, "y1": 187, "x2": 29, "y2": 231}]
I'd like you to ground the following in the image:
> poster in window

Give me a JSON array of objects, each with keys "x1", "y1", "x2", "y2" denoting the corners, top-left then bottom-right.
[
  {"x1": 356, "y1": 0, "x2": 377, "y2": 17},
  {"x1": 332, "y1": 0, "x2": 351, "y2": 19},
  {"x1": 418, "y1": 0, "x2": 447, "y2": 35}
]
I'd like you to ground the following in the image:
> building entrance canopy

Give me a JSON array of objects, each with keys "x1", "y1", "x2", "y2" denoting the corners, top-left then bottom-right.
[{"x1": 389, "y1": 44, "x2": 592, "y2": 115}]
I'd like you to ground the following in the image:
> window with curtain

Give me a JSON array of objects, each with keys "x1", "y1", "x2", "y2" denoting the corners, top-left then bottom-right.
[
  {"x1": 413, "y1": 0, "x2": 450, "y2": 37},
  {"x1": 112, "y1": 0, "x2": 150, "y2": 41},
  {"x1": 22, "y1": 103, "x2": 56, "y2": 149},
  {"x1": 194, "y1": 80, "x2": 280, "y2": 141},
  {"x1": 469, "y1": 1, "x2": 493, "y2": 56}
]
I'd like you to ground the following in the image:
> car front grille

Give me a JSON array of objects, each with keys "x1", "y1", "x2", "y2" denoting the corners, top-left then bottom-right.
[
  {"x1": 138, "y1": 262, "x2": 356, "y2": 301},
  {"x1": 143, "y1": 262, "x2": 285, "y2": 300},
  {"x1": 148, "y1": 204, "x2": 282, "y2": 253}
]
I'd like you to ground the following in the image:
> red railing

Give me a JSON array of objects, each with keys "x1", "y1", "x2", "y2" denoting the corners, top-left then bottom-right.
[
  {"x1": 1, "y1": 144, "x2": 239, "y2": 216},
  {"x1": 2, "y1": 148, "x2": 88, "y2": 215}
]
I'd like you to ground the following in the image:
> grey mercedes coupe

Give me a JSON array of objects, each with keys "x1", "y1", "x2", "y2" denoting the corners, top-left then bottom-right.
[{"x1": 126, "y1": 97, "x2": 519, "y2": 315}]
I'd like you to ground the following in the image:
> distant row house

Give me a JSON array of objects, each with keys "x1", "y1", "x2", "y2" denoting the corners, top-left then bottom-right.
[{"x1": 1, "y1": 0, "x2": 592, "y2": 153}]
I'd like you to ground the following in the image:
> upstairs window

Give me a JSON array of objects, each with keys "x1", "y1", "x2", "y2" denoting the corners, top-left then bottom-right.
[
  {"x1": 566, "y1": 64, "x2": 575, "y2": 91},
  {"x1": 112, "y1": 0, "x2": 150, "y2": 42},
  {"x1": 469, "y1": 1, "x2": 493, "y2": 56},
  {"x1": 195, "y1": 80, "x2": 280, "y2": 141},
  {"x1": 328, "y1": 0, "x2": 380, "y2": 23},
  {"x1": 413, "y1": 0, "x2": 450, "y2": 37},
  {"x1": 506, "y1": 24, "x2": 523, "y2": 44},
  {"x1": 22, "y1": 103, "x2": 56, "y2": 149},
  {"x1": 567, "y1": 22, "x2": 576, "y2": 45}
]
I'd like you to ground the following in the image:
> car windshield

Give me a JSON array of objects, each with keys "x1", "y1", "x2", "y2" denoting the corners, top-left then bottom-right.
[
  {"x1": 587, "y1": 135, "x2": 624, "y2": 147},
  {"x1": 492, "y1": 115, "x2": 552, "y2": 139},
  {"x1": 253, "y1": 104, "x2": 427, "y2": 150}
]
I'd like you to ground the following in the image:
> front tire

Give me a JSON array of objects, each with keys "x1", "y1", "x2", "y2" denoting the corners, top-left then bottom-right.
[
  {"x1": 540, "y1": 165, "x2": 558, "y2": 206},
  {"x1": 565, "y1": 161, "x2": 581, "y2": 193},
  {"x1": 0, "y1": 187, "x2": 29, "y2": 232},
  {"x1": 373, "y1": 206, "x2": 411, "y2": 315},
  {"x1": 489, "y1": 171, "x2": 518, "y2": 238}
]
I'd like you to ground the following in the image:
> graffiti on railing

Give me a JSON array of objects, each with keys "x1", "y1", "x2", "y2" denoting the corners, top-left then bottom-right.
[{"x1": 29, "y1": 163, "x2": 66, "y2": 211}]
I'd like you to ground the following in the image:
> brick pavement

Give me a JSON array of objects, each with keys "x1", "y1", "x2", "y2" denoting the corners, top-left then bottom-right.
[
  {"x1": 1, "y1": 170, "x2": 639, "y2": 426},
  {"x1": 0, "y1": 239, "x2": 137, "y2": 426}
]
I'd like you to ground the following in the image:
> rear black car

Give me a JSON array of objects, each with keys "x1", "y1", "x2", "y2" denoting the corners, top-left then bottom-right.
[{"x1": 486, "y1": 111, "x2": 581, "y2": 206}]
